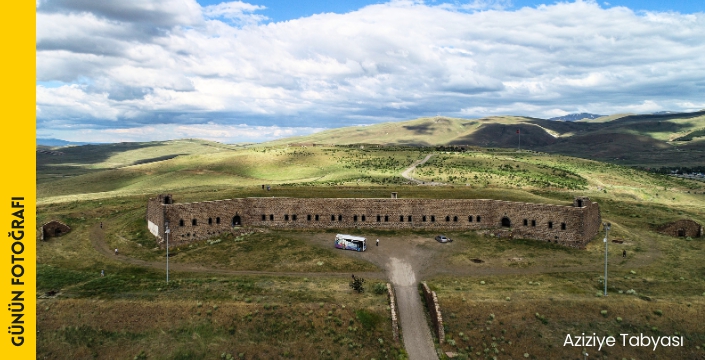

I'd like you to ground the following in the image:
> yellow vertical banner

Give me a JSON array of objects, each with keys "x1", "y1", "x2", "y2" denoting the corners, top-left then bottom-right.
[{"x1": 0, "y1": 1, "x2": 36, "y2": 358}]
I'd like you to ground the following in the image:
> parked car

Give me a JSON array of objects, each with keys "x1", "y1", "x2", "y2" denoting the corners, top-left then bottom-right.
[{"x1": 435, "y1": 235, "x2": 452, "y2": 243}]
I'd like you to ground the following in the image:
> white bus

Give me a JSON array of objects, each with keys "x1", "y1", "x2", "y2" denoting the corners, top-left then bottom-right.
[{"x1": 334, "y1": 234, "x2": 367, "y2": 252}]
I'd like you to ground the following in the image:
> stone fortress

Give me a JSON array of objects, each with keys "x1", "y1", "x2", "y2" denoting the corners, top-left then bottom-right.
[{"x1": 147, "y1": 193, "x2": 602, "y2": 249}]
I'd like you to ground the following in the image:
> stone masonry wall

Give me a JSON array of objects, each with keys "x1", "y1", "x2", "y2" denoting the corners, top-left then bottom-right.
[
  {"x1": 146, "y1": 194, "x2": 601, "y2": 249},
  {"x1": 421, "y1": 282, "x2": 445, "y2": 344}
]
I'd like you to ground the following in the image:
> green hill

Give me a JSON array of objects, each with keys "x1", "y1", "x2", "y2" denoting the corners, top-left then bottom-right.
[{"x1": 269, "y1": 111, "x2": 705, "y2": 167}]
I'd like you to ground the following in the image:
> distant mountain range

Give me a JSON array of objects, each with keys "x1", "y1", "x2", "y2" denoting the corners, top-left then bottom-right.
[
  {"x1": 548, "y1": 113, "x2": 604, "y2": 121},
  {"x1": 37, "y1": 138, "x2": 100, "y2": 147}
]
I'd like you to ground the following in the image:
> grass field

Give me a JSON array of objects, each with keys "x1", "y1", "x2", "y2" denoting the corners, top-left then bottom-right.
[{"x1": 37, "y1": 135, "x2": 705, "y2": 359}]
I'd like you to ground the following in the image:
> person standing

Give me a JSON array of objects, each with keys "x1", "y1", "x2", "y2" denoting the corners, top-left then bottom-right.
[
  {"x1": 376, "y1": 239, "x2": 379, "y2": 247},
  {"x1": 115, "y1": 248, "x2": 118, "y2": 255},
  {"x1": 622, "y1": 250, "x2": 626, "y2": 258},
  {"x1": 101, "y1": 270, "x2": 105, "y2": 277},
  {"x1": 100, "y1": 222, "x2": 103, "y2": 229}
]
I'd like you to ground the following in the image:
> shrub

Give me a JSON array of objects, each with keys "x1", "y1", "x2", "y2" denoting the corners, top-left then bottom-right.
[
  {"x1": 616, "y1": 317, "x2": 622, "y2": 323},
  {"x1": 654, "y1": 309, "x2": 663, "y2": 316},
  {"x1": 373, "y1": 283, "x2": 387, "y2": 295},
  {"x1": 505, "y1": 297, "x2": 511, "y2": 301},
  {"x1": 480, "y1": 281, "x2": 486, "y2": 285},
  {"x1": 600, "y1": 310, "x2": 608, "y2": 317}
]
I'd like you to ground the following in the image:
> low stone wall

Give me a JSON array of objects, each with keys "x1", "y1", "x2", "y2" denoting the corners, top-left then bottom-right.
[
  {"x1": 387, "y1": 283, "x2": 399, "y2": 343},
  {"x1": 421, "y1": 282, "x2": 444, "y2": 344}
]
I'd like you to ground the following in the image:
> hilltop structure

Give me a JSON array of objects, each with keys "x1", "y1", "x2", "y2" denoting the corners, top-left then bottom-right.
[
  {"x1": 147, "y1": 193, "x2": 601, "y2": 249},
  {"x1": 656, "y1": 219, "x2": 703, "y2": 238}
]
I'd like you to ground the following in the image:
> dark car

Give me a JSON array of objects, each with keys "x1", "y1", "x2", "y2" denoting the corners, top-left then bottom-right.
[{"x1": 435, "y1": 235, "x2": 452, "y2": 243}]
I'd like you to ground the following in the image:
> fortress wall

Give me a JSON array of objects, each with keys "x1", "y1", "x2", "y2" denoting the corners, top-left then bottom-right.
[
  {"x1": 146, "y1": 195, "x2": 167, "y2": 240},
  {"x1": 150, "y1": 195, "x2": 601, "y2": 249}
]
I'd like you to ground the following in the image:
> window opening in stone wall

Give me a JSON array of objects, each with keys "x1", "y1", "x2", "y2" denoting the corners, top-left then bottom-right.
[
  {"x1": 523, "y1": 219, "x2": 528, "y2": 226},
  {"x1": 531, "y1": 220, "x2": 536, "y2": 227},
  {"x1": 55, "y1": 228, "x2": 61, "y2": 235},
  {"x1": 362, "y1": 215, "x2": 366, "y2": 221},
  {"x1": 445, "y1": 216, "x2": 450, "y2": 222},
  {"x1": 338, "y1": 215, "x2": 342, "y2": 221},
  {"x1": 548, "y1": 221, "x2": 553, "y2": 229},
  {"x1": 476, "y1": 216, "x2": 481, "y2": 222},
  {"x1": 400, "y1": 215, "x2": 404, "y2": 222},
  {"x1": 408, "y1": 215, "x2": 412, "y2": 222},
  {"x1": 232, "y1": 216, "x2": 241, "y2": 226},
  {"x1": 453, "y1": 216, "x2": 458, "y2": 222},
  {"x1": 269, "y1": 214, "x2": 274, "y2": 221},
  {"x1": 561, "y1": 223, "x2": 566, "y2": 230},
  {"x1": 678, "y1": 229, "x2": 685, "y2": 237},
  {"x1": 216, "y1": 217, "x2": 220, "y2": 224},
  {"x1": 262, "y1": 214, "x2": 266, "y2": 221},
  {"x1": 163, "y1": 196, "x2": 172, "y2": 204},
  {"x1": 431, "y1": 216, "x2": 435, "y2": 222},
  {"x1": 208, "y1": 218, "x2": 213, "y2": 225},
  {"x1": 292, "y1": 214, "x2": 297, "y2": 221},
  {"x1": 377, "y1": 215, "x2": 381, "y2": 222},
  {"x1": 307, "y1": 214, "x2": 312, "y2": 221},
  {"x1": 192, "y1": 219, "x2": 198, "y2": 226},
  {"x1": 501, "y1": 217, "x2": 511, "y2": 228},
  {"x1": 577, "y1": 199, "x2": 583, "y2": 207},
  {"x1": 315, "y1": 214, "x2": 319, "y2": 221},
  {"x1": 285, "y1": 214, "x2": 289, "y2": 221},
  {"x1": 179, "y1": 219, "x2": 184, "y2": 226},
  {"x1": 331, "y1": 215, "x2": 335, "y2": 221},
  {"x1": 468, "y1": 216, "x2": 473, "y2": 222},
  {"x1": 354, "y1": 215, "x2": 358, "y2": 222},
  {"x1": 384, "y1": 215, "x2": 389, "y2": 222},
  {"x1": 423, "y1": 215, "x2": 427, "y2": 222}
]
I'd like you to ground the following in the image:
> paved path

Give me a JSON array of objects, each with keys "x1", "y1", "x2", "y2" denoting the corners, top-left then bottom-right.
[{"x1": 388, "y1": 257, "x2": 438, "y2": 360}]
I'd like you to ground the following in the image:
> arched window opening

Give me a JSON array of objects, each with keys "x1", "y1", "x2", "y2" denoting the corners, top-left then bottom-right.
[
  {"x1": 179, "y1": 219, "x2": 184, "y2": 227},
  {"x1": 192, "y1": 219, "x2": 198, "y2": 226},
  {"x1": 232, "y1": 216, "x2": 241, "y2": 226},
  {"x1": 501, "y1": 217, "x2": 511, "y2": 228}
]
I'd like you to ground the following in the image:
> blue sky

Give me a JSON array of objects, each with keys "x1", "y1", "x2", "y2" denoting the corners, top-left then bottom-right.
[
  {"x1": 36, "y1": 1, "x2": 705, "y2": 143},
  {"x1": 194, "y1": 0, "x2": 705, "y2": 22}
]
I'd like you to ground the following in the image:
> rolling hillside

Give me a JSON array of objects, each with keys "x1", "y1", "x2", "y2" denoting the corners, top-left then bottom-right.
[{"x1": 271, "y1": 111, "x2": 705, "y2": 166}]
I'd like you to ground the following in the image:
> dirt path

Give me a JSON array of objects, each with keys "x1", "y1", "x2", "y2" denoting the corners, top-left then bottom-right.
[
  {"x1": 388, "y1": 258, "x2": 438, "y2": 360},
  {"x1": 402, "y1": 154, "x2": 443, "y2": 185},
  {"x1": 90, "y1": 225, "x2": 384, "y2": 279}
]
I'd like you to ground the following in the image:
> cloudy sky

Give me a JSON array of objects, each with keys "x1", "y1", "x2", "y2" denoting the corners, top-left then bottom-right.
[{"x1": 36, "y1": 0, "x2": 705, "y2": 143}]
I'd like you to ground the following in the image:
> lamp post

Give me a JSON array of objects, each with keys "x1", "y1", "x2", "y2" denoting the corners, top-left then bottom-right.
[
  {"x1": 603, "y1": 222, "x2": 611, "y2": 296},
  {"x1": 164, "y1": 221, "x2": 170, "y2": 283}
]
